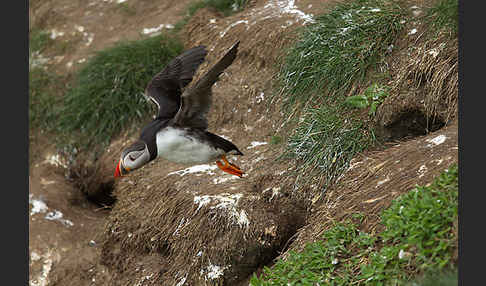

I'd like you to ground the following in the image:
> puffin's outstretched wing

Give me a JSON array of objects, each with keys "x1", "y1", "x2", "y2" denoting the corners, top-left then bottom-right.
[
  {"x1": 172, "y1": 41, "x2": 240, "y2": 129},
  {"x1": 144, "y1": 46, "x2": 208, "y2": 119}
]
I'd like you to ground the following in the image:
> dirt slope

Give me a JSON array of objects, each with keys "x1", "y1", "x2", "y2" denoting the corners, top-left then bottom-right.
[{"x1": 29, "y1": 0, "x2": 458, "y2": 285}]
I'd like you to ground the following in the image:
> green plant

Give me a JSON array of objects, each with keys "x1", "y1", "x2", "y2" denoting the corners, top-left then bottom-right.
[
  {"x1": 345, "y1": 83, "x2": 390, "y2": 116},
  {"x1": 380, "y1": 164, "x2": 458, "y2": 271},
  {"x1": 57, "y1": 34, "x2": 183, "y2": 150},
  {"x1": 425, "y1": 0, "x2": 458, "y2": 34}
]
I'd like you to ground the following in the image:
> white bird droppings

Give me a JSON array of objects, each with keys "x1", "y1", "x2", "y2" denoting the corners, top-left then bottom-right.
[
  {"x1": 142, "y1": 24, "x2": 174, "y2": 34},
  {"x1": 426, "y1": 135, "x2": 447, "y2": 147},
  {"x1": 45, "y1": 210, "x2": 74, "y2": 227},
  {"x1": 193, "y1": 193, "x2": 250, "y2": 227},
  {"x1": 247, "y1": 141, "x2": 268, "y2": 149},
  {"x1": 29, "y1": 195, "x2": 48, "y2": 216},
  {"x1": 50, "y1": 29, "x2": 65, "y2": 39},
  {"x1": 212, "y1": 176, "x2": 238, "y2": 184},
  {"x1": 256, "y1": 92, "x2": 265, "y2": 103},
  {"x1": 29, "y1": 250, "x2": 55, "y2": 286},
  {"x1": 201, "y1": 264, "x2": 228, "y2": 281},
  {"x1": 44, "y1": 154, "x2": 68, "y2": 168},
  {"x1": 30, "y1": 251, "x2": 42, "y2": 263},
  {"x1": 376, "y1": 176, "x2": 390, "y2": 187},
  {"x1": 219, "y1": 20, "x2": 248, "y2": 38},
  {"x1": 168, "y1": 164, "x2": 218, "y2": 177},
  {"x1": 418, "y1": 164, "x2": 427, "y2": 178}
]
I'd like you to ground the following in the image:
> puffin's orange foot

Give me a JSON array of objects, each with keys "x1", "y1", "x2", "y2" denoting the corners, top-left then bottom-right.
[{"x1": 216, "y1": 155, "x2": 244, "y2": 178}]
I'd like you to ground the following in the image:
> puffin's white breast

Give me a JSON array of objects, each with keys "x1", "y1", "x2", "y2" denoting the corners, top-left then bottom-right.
[{"x1": 156, "y1": 127, "x2": 224, "y2": 164}]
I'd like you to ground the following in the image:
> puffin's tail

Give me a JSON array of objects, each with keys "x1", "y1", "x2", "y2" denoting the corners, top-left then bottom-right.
[{"x1": 205, "y1": 131, "x2": 243, "y2": 156}]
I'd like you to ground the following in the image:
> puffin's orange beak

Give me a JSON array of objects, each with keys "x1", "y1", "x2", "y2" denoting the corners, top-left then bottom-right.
[
  {"x1": 114, "y1": 160, "x2": 131, "y2": 178},
  {"x1": 114, "y1": 160, "x2": 123, "y2": 178}
]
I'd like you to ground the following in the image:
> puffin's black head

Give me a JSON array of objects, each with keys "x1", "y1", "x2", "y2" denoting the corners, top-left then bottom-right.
[{"x1": 114, "y1": 140, "x2": 151, "y2": 178}]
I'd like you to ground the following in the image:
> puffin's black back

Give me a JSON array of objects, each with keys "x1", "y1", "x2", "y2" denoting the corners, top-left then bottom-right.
[{"x1": 139, "y1": 118, "x2": 171, "y2": 160}]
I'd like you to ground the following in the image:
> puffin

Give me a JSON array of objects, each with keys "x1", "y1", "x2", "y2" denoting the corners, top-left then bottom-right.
[{"x1": 114, "y1": 41, "x2": 244, "y2": 179}]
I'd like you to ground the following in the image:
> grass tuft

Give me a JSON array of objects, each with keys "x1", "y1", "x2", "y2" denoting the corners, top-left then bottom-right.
[
  {"x1": 251, "y1": 164, "x2": 458, "y2": 285},
  {"x1": 29, "y1": 68, "x2": 64, "y2": 130},
  {"x1": 286, "y1": 105, "x2": 375, "y2": 188},
  {"x1": 278, "y1": 0, "x2": 404, "y2": 108},
  {"x1": 57, "y1": 34, "x2": 183, "y2": 149},
  {"x1": 426, "y1": 0, "x2": 458, "y2": 35}
]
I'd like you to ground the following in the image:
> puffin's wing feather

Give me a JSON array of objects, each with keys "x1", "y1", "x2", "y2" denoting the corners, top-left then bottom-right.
[
  {"x1": 144, "y1": 46, "x2": 207, "y2": 119},
  {"x1": 173, "y1": 41, "x2": 240, "y2": 129}
]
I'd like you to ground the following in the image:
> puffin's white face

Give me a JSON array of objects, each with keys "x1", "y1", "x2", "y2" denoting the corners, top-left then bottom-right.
[
  {"x1": 114, "y1": 141, "x2": 150, "y2": 177},
  {"x1": 123, "y1": 147, "x2": 150, "y2": 170}
]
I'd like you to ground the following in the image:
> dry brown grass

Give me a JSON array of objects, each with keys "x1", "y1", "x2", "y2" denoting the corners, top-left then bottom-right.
[
  {"x1": 391, "y1": 32, "x2": 458, "y2": 126},
  {"x1": 99, "y1": 171, "x2": 308, "y2": 285}
]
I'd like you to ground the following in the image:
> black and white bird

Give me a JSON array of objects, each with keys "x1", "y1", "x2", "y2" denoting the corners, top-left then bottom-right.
[{"x1": 114, "y1": 41, "x2": 244, "y2": 178}]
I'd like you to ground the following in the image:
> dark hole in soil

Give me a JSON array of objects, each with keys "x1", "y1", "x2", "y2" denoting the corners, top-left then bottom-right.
[
  {"x1": 67, "y1": 164, "x2": 117, "y2": 208},
  {"x1": 85, "y1": 180, "x2": 117, "y2": 207},
  {"x1": 230, "y1": 202, "x2": 306, "y2": 285},
  {"x1": 229, "y1": 230, "x2": 301, "y2": 286},
  {"x1": 377, "y1": 110, "x2": 446, "y2": 142}
]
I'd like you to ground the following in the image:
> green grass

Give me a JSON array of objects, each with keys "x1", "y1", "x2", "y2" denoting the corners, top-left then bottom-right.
[
  {"x1": 29, "y1": 28, "x2": 64, "y2": 130},
  {"x1": 56, "y1": 34, "x2": 183, "y2": 149},
  {"x1": 251, "y1": 164, "x2": 458, "y2": 285},
  {"x1": 286, "y1": 105, "x2": 375, "y2": 188},
  {"x1": 187, "y1": 0, "x2": 247, "y2": 17},
  {"x1": 278, "y1": 0, "x2": 404, "y2": 108},
  {"x1": 404, "y1": 269, "x2": 458, "y2": 286},
  {"x1": 277, "y1": 0, "x2": 405, "y2": 188},
  {"x1": 29, "y1": 68, "x2": 64, "y2": 130},
  {"x1": 379, "y1": 165, "x2": 458, "y2": 271},
  {"x1": 425, "y1": 0, "x2": 458, "y2": 35},
  {"x1": 29, "y1": 28, "x2": 51, "y2": 54}
]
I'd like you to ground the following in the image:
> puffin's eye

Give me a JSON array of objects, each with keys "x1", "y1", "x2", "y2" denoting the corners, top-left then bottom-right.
[
  {"x1": 128, "y1": 150, "x2": 143, "y2": 161},
  {"x1": 129, "y1": 154, "x2": 138, "y2": 161}
]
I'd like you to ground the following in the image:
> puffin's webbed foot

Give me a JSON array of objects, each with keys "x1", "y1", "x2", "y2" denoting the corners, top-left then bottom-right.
[{"x1": 216, "y1": 155, "x2": 244, "y2": 177}]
